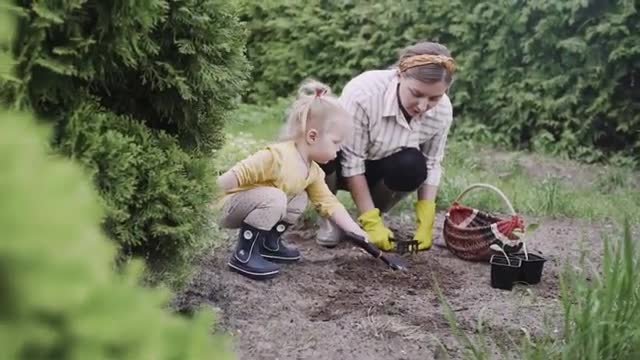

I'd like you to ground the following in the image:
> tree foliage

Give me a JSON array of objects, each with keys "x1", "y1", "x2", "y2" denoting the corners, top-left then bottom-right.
[
  {"x1": 57, "y1": 99, "x2": 215, "y2": 267},
  {"x1": 5, "y1": 0, "x2": 249, "y2": 151},
  {"x1": 1, "y1": 0, "x2": 250, "y2": 273}
]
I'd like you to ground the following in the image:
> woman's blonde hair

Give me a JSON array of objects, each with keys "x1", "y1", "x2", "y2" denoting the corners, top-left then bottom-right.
[{"x1": 279, "y1": 79, "x2": 351, "y2": 141}]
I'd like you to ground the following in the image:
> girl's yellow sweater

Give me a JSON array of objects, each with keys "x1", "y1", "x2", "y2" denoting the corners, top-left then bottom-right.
[{"x1": 220, "y1": 141, "x2": 344, "y2": 218}]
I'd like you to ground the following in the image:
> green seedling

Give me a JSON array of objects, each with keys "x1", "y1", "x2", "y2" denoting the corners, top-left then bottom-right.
[
  {"x1": 490, "y1": 243, "x2": 512, "y2": 265},
  {"x1": 512, "y1": 223, "x2": 540, "y2": 260}
]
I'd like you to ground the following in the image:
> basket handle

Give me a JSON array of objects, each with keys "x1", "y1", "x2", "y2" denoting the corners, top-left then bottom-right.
[{"x1": 453, "y1": 183, "x2": 516, "y2": 216}]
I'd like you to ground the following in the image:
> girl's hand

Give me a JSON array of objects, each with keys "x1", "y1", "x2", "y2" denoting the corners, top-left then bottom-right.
[
  {"x1": 349, "y1": 225, "x2": 370, "y2": 243},
  {"x1": 330, "y1": 207, "x2": 370, "y2": 242}
]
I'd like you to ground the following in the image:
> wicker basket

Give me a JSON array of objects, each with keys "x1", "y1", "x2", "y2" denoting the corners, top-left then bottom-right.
[{"x1": 443, "y1": 183, "x2": 525, "y2": 261}]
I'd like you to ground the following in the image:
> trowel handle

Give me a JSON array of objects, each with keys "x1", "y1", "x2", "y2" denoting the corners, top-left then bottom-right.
[
  {"x1": 344, "y1": 231, "x2": 383, "y2": 259},
  {"x1": 344, "y1": 232, "x2": 407, "y2": 271}
]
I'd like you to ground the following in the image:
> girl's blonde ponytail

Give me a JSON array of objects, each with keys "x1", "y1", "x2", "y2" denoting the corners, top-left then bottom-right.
[
  {"x1": 297, "y1": 79, "x2": 331, "y2": 98},
  {"x1": 279, "y1": 79, "x2": 345, "y2": 141}
]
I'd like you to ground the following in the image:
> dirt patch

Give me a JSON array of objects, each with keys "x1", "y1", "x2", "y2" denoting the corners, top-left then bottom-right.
[{"x1": 173, "y1": 212, "x2": 606, "y2": 360}]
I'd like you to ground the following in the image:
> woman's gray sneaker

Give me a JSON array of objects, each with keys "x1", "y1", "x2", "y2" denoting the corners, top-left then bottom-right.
[{"x1": 315, "y1": 217, "x2": 343, "y2": 248}]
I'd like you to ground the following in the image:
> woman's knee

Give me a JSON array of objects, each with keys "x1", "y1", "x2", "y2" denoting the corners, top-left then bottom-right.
[{"x1": 382, "y1": 148, "x2": 427, "y2": 192}]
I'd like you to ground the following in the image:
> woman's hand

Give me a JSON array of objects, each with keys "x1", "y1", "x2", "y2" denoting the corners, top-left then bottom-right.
[
  {"x1": 357, "y1": 208, "x2": 395, "y2": 251},
  {"x1": 343, "y1": 174, "x2": 395, "y2": 250},
  {"x1": 414, "y1": 199, "x2": 436, "y2": 250}
]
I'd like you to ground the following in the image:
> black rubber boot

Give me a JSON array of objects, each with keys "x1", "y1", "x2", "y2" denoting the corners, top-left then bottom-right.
[
  {"x1": 259, "y1": 221, "x2": 301, "y2": 263},
  {"x1": 228, "y1": 223, "x2": 280, "y2": 280}
]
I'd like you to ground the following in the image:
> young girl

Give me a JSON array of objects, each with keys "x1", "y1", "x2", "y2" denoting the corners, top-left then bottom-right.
[{"x1": 216, "y1": 80, "x2": 369, "y2": 280}]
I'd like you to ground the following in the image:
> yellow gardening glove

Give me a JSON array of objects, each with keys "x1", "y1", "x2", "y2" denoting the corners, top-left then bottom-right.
[
  {"x1": 357, "y1": 208, "x2": 395, "y2": 252},
  {"x1": 414, "y1": 200, "x2": 436, "y2": 251}
]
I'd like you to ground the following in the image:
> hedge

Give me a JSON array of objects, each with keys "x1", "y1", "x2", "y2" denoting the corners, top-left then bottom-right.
[{"x1": 239, "y1": 0, "x2": 640, "y2": 165}]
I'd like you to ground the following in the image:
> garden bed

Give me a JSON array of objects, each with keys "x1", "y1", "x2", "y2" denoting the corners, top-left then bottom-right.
[{"x1": 175, "y1": 214, "x2": 606, "y2": 359}]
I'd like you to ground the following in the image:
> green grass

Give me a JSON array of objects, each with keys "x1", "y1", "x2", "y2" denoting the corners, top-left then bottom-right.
[
  {"x1": 440, "y1": 219, "x2": 640, "y2": 360},
  {"x1": 219, "y1": 102, "x2": 640, "y2": 224},
  {"x1": 428, "y1": 141, "x2": 640, "y2": 224},
  {"x1": 554, "y1": 220, "x2": 640, "y2": 359},
  {"x1": 225, "y1": 98, "x2": 289, "y2": 141}
]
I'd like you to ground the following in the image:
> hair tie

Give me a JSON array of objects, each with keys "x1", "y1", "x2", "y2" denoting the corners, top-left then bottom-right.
[{"x1": 315, "y1": 88, "x2": 327, "y2": 98}]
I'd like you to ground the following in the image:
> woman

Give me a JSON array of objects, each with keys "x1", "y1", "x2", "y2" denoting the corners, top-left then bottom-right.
[{"x1": 317, "y1": 41, "x2": 455, "y2": 252}]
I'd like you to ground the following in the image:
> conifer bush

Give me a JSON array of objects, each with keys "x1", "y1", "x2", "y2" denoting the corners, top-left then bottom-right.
[
  {"x1": 1, "y1": 0, "x2": 250, "y2": 275},
  {"x1": 0, "y1": 109, "x2": 233, "y2": 360},
  {"x1": 0, "y1": 4, "x2": 232, "y2": 358},
  {"x1": 4, "y1": 0, "x2": 248, "y2": 152},
  {"x1": 57, "y1": 100, "x2": 214, "y2": 265}
]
